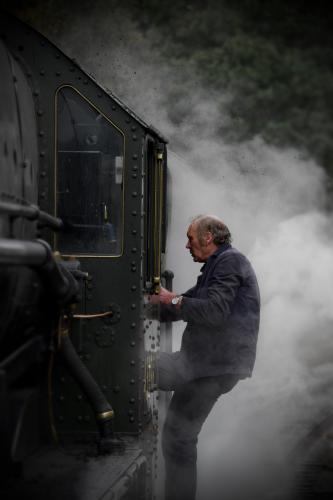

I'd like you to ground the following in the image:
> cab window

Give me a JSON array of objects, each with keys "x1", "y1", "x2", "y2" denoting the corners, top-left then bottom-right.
[{"x1": 56, "y1": 86, "x2": 124, "y2": 256}]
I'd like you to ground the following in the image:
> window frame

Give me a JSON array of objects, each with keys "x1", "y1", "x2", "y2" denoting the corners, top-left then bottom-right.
[
  {"x1": 143, "y1": 137, "x2": 165, "y2": 292},
  {"x1": 54, "y1": 85, "x2": 126, "y2": 258}
]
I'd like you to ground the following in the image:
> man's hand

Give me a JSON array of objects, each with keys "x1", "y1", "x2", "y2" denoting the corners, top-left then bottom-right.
[{"x1": 149, "y1": 286, "x2": 177, "y2": 305}]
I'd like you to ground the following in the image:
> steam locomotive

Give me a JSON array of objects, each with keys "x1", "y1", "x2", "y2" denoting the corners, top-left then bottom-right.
[{"x1": 0, "y1": 10, "x2": 170, "y2": 499}]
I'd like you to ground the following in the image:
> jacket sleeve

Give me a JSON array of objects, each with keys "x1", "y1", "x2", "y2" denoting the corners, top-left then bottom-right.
[
  {"x1": 180, "y1": 253, "x2": 243, "y2": 327},
  {"x1": 159, "y1": 284, "x2": 198, "y2": 322}
]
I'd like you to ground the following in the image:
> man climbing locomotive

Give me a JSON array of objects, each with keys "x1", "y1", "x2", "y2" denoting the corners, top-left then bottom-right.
[{"x1": 150, "y1": 214, "x2": 261, "y2": 500}]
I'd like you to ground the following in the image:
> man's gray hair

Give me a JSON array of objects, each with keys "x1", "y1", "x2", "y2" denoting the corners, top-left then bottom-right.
[{"x1": 191, "y1": 215, "x2": 232, "y2": 246}]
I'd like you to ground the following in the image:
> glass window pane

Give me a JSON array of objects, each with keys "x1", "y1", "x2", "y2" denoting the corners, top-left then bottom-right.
[{"x1": 56, "y1": 86, "x2": 124, "y2": 256}]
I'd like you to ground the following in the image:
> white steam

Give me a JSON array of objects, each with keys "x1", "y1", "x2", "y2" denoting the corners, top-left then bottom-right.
[{"x1": 166, "y1": 141, "x2": 333, "y2": 498}]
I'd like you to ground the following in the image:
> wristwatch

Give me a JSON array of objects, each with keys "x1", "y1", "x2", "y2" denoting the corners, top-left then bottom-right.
[{"x1": 171, "y1": 295, "x2": 183, "y2": 306}]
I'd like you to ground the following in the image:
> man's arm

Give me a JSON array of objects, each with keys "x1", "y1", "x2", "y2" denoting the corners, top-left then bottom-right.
[
  {"x1": 180, "y1": 253, "x2": 244, "y2": 327},
  {"x1": 159, "y1": 303, "x2": 183, "y2": 322},
  {"x1": 149, "y1": 283, "x2": 198, "y2": 323},
  {"x1": 148, "y1": 287, "x2": 183, "y2": 322}
]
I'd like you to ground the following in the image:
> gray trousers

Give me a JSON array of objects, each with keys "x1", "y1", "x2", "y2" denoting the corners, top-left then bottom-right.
[{"x1": 157, "y1": 352, "x2": 240, "y2": 500}]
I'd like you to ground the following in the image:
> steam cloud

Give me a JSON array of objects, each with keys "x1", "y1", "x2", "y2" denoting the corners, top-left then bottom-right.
[
  {"x1": 168, "y1": 146, "x2": 333, "y2": 499},
  {"x1": 31, "y1": 5, "x2": 333, "y2": 498}
]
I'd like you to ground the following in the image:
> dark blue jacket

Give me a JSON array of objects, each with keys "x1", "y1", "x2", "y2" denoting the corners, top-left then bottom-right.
[{"x1": 161, "y1": 244, "x2": 260, "y2": 379}]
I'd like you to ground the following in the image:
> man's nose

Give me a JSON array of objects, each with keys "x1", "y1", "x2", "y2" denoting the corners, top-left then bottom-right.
[{"x1": 186, "y1": 241, "x2": 190, "y2": 249}]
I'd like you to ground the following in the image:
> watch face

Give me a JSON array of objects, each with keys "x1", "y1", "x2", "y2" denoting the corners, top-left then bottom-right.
[{"x1": 171, "y1": 296, "x2": 179, "y2": 305}]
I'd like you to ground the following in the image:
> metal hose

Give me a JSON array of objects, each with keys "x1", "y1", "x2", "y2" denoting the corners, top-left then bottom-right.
[{"x1": 58, "y1": 328, "x2": 122, "y2": 453}]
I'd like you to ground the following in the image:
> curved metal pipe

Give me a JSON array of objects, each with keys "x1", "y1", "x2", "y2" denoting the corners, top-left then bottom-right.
[
  {"x1": 0, "y1": 238, "x2": 78, "y2": 305},
  {"x1": 58, "y1": 330, "x2": 122, "y2": 453},
  {"x1": 0, "y1": 238, "x2": 47, "y2": 266},
  {"x1": 0, "y1": 201, "x2": 63, "y2": 230}
]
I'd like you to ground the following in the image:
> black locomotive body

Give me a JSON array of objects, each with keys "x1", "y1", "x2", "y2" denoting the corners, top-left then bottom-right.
[{"x1": 0, "y1": 11, "x2": 169, "y2": 499}]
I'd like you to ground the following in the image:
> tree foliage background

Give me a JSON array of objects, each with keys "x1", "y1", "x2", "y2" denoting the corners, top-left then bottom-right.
[{"x1": 4, "y1": 0, "x2": 333, "y2": 182}]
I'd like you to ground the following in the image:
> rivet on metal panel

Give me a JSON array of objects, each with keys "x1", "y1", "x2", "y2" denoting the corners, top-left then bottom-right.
[
  {"x1": 131, "y1": 285, "x2": 137, "y2": 291},
  {"x1": 129, "y1": 398, "x2": 135, "y2": 404},
  {"x1": 130, "y1": 360, "x2": 135, "y2": 366},
  {"x1": 77, "y1": 394, "x2": 83, "y2": 401},
  {"x1": 131, "y1": 126, "x2": 137, "y2": 131},
  {"x1": 113, "y1": 386, "x2": 120, "y2": 393},
  {"x1": 37, "y1": 109, "x2": 44, "y2": 116},
  {"x1": 130, "y1": 341, "x2": 136, "y2": 347},
  {"x1": 132, "y1": 173, "x2": 137, "y2": 179},
  {"x1": 131, "y1": 304, "x2": 136, "y2": 310},
  {"x1": 131, "y1": 267, "x2": 137, "y2": 272},
  {"x1": 129, "y1": 417, "x2": 135, "y2": 423},
  {"x1": 40, "y1": 192, "x2": 46, "y2": 199},
  {"x1": 40, "y1": 69, "x2": 45, "y2": 76},
  {"x1": 126, "y1": 118, "x2": 131, "y2": 124},
  {"x1": 56, "y1": 71, "x2": 61, "y2": 76},
  {"x1": 132, "y1": 154, "x2": 138, "y2": 160},
  {"x1": 58, "y1": 416, "x2": 64, "y2": 422},
  {"x1": 39, "y1": 151, "x2": 45, "y2": 157},
  {"x1": 55, "y1": 54, "x2": 60, "y2": 59},
  {"x1": 112, "y1": 105, "x2": 116, "y2": 110},
  {"x1": 132, "y1": 165, "x2": 138, "y2": 171},
  {"x1": 131, "y1": 248, "x2": 137, "y2": 253},
  {"x1": 77, "y1": 416, "x2": 83, "y2": 422},
  {"x1": 33, "y1": 90, "x2": 39, "y2": 97},
  {"x1": 131, "y1": 229, "x2": 137, "y2": 235},
  {"x1": 130, "y1": 323, "x2": 136, "y2": 329},
  {"x1": 132, "y1": 135, "x2": 137, "y2": 141},
  {"x1": 132, "y1": 191, "x2": 138, "y2": 197},
  {"x1": 132, "y1": 211, "x2": 137, "y2": 216},
  {"x1": 38, "y1": 131, "x2": 44, "y2": 137}
]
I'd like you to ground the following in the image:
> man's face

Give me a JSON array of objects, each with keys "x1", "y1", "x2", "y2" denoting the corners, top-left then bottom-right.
[{"x1": 186, "y1": 224, "x2": 207, "y2": 262}]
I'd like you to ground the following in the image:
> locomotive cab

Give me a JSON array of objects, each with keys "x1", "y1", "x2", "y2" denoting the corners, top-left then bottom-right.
[{"x1": 0, "y1": 11, "x2": 169, "y2": 500}]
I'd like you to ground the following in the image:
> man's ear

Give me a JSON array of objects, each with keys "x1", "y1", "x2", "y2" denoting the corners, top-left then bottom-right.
[{"x1": 206, "y1": 232, "x2": 213, "y2": 245}]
